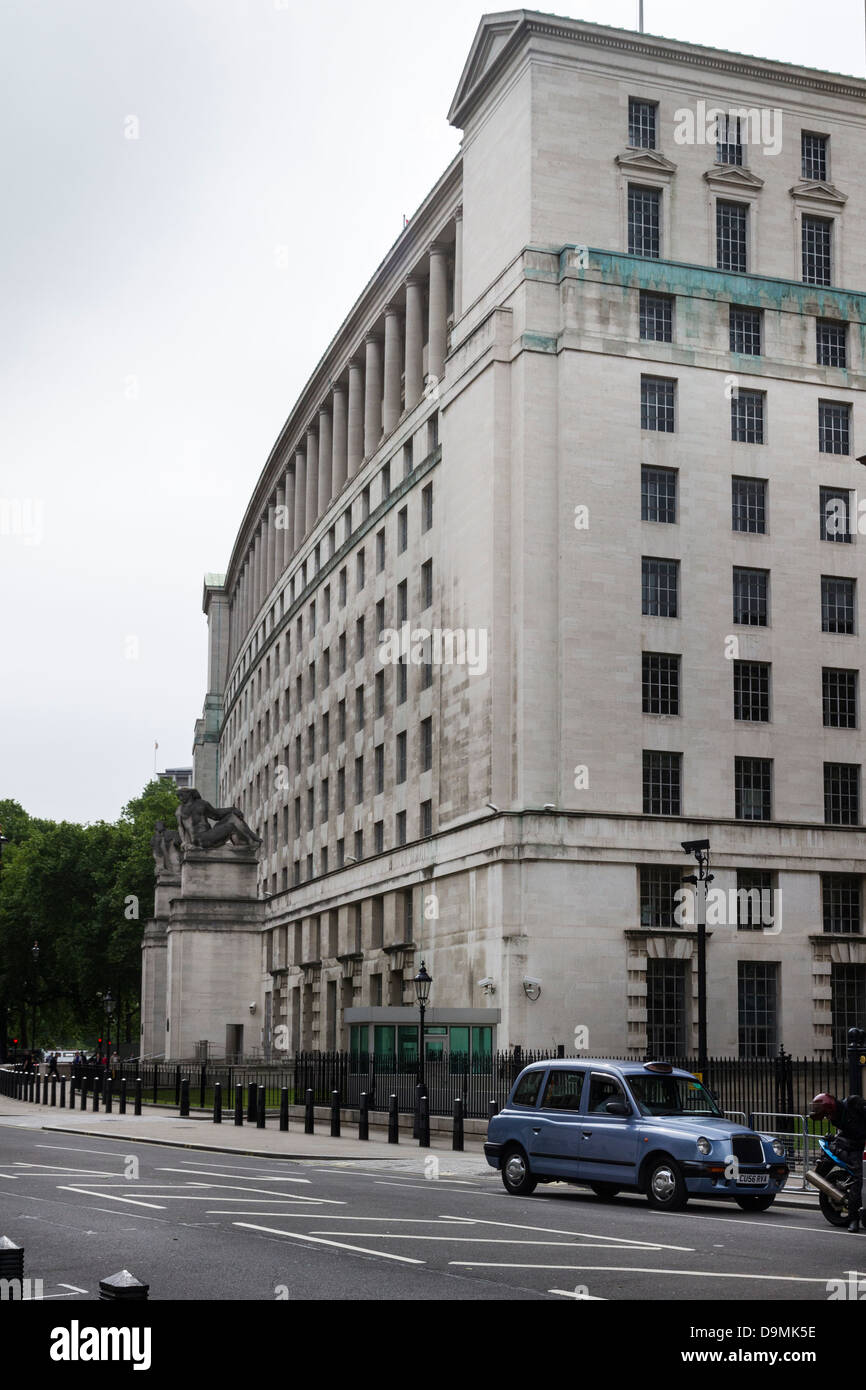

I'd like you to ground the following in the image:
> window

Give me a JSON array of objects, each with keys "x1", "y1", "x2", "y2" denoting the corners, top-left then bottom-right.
[
  {"x1": 730, "y1": 306, "x2": 761, "y2": 355},
  {"x1": 736, "y1": 870, "x2": 776, "y2": 931},
  {"x1": 802, "y1": 215, "x2": 832, "y2": 285},
  {"x1": 339, "y1": 567, "x2": 347, "y2": 606},
  {"x1": 308, "y1": 661, "x2": 316, "y2": 700},
  {"x1": 628, "y1": 185, "x2": 660, "y2": 258},
  {"x1": 628, "y1": 97, "x2": 657, "y2": 148},
  {"x1": 716, "y1": 113, "x2": 743, "y2": 165},
  {"x1": 403, "y1": 440, "x2": 413, "y2": 477},
  {"x1": 641, "y1": 466, "x2": 677, "y2": 522},
  {"x1": 639, "y1": 291, "x2": 672, "y2": 342},
  {"x1": 396, "y1": 730, "x2": 407, "y2": 784},
  {"x1": 820, "y1": 486, "x2": 852, "y2": 543},
  {"x1": 376, "y1": 528, "x2": 385, "y2": 573},
  {"x1": 321, "y1": 777, "x2": 329, "y2": 820},
  {"x1": 738, "y1": 962, "x2": 778, "y2": 1058},
  {"x1": 397, "y1": 579, "x2": 408, "y2": 623},
  {"x1": 338, "y1": 631, "x2": 347, "y2": 673},
  {"x1": 802, "y1": 131, "x2": 828, "y2": 182},
  {"x1": 823, "y1": 875, "x2": 861, "y2": 934},
  {"x1": 421, "y1": 716, "x2": 433, "y2": 771},
  {"x1": 361, "y1": 486, "x2": 370, "y2": 520},
  {"x1": 374, "y1": 820, "x2": 384, "y2": 854},
  {"x1": 397, "y1": 660, "x2": 407, "y2": 704},
  {"x1": 336, "y1": 837, "x2": 344, "y2": 868},
  {"x1": 338, "y1": 698, "x2": 346, "y2": 743},
  {"x1": 428, "y1": 415, "x2": 439, "y2": 452},
  {"x1": 642, "y1": 652, "x2": 680, "y2": 715},
  {"x1": 832, "y1": 965, "x2": 866, "y2": 1055},
  {"x1": 355, "y1": 684, "x2": 364, "y2": 729},
  {"x1": 641, "y1": 376, "x2": 675, "y2": 431},
  {"x1": 294, "y1": 796, "x2": 301, "y2": 837},
  {"x1": 420, "y1": 799, "x2": 432, "y2": 837},
  {"x1": 647, "y1": 960, "x2": 687, "y2": 1057},
  {"x1": 381, "y1": 463, "x2": 390, "y2": 500},
  {"x1": 642, "y1": 751, "x2": 681, "y2": 815},
  {"x1": 541, "y1": 1069, "x2": 586, "y2": 1111},
  {"x1": 421, "y1": 559, "x2": 433, "y2": 609},
  {"x1": 375, "y1": 669, "x2": 385, "y2": 718},
  {"x1": 639, "y1": 866, "x2": 682, "y2": 928},
  {"x1": 717, "y1": 201, "x2": 748, "y2": 272},
  {"x1": 307, "y1": 723, "x2": 316, "y2": 763},
  {"x1": 733, "y1": 567, "x2": 768, "y2": 626},
  {"x1": 322, "y1": 649, "x2": 330, "y2": 686},
  {"x1": 817, "y1": 320, "x2": 846, "y2": 367},
  {"x1": 356, "y1": 547, "x2": 365, "y2": 590},
  {"x1": 733, "y1": 661, "x2": 770, "y2": 722},
  {"x1": 396, "y1": 810, "x2": 407, "y2": 846},
  {"x1": 337, "y1": 766, "x2": 345, "y2": 813},
  {"x1": 823, "y1": 668, "x2": 857, "y2": 728},
  {"x1": 642, "y1": 557, "x2": 678, "y2": 617},
  {"x1": 735, "y1": 757, "x2": 772, "y2": 821},
  {"x1": 512, "y1": 1070, "x2": 544, "y2": 1107},
  {"x1": 374, "y1": 743, "x2": 384, "y2": 794},
  {"x1": 824, "y1": 762, "x2": 860, "y2": 825},
  {"x1": 354, "y1": 755, "x2": 364, "y2": 803},
  {"x1": 354, "y1": 828, "x2": 364, "y2": 860},
  {"x1": 818, "y1": 401, "x2": 850, "y2": 455},
  {"x1": 731, "y1": 389, "x2": 764, "y2": 443},
  {"x1": 821, "y1": 576, "x2": 855, "y2": 633},
  {"x1": 356, "y1": 616, "x2": 365, "y2": 657},
  {"x1": 322, "y1": 710, "x2": 329, "y2": 751},
  {"x1": 398, "y1": 507, "x2": 408, "y2": 553},
  {"x1": 732, "y1": 477, "x2": 767, "y2": 533},
  {"x1": 422, "y1": 483, "x2": 433, "y2": 532}
]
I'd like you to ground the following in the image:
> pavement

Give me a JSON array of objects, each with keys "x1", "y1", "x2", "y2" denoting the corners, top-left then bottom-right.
[{"x1": 0, "y1": 1091, "x2": 823, "y2": 1207}]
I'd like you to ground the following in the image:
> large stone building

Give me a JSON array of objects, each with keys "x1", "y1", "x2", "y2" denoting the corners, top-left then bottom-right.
[{"x1": 170, "y1": 10, "x2": 866, "y2": 1063}]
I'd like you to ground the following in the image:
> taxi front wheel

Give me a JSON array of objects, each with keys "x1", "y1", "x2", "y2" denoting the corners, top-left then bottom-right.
[
  {"x1": 645, "y1": 1157, "x2": 688, "y2": 1211},
  {"x1": 501, "y1": 1145, "x2": 537, "y2": 1196},
  {"x1": 735, "y1": 1194, "x2": 776, "y2": 1212}
]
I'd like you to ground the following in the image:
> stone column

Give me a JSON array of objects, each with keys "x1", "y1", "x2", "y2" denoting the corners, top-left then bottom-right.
[
  {"x1": 317, "y1": 406, "x2": 332, "y2": 514},
  {"x1": 404, "y1": 276, "x2": 424, "y2": 411},
  {"x1": 347, "y1": 359, "x2": 364, "y2": 478},
  {"x1": 254, "y1": 526, "x2": 264, "y2": 617},
  {"x1": 240, "y1": 561, "x2": 247, "y2": 638},
  {"x1": 305, "y1": 428, "x2": 318, "y2": 537},
  {"x1": 265, "y1": 500, "x2": 276, "y2": 595},
  {"x1": 283, "y1": 462, "x2": 295, "y2": 567},
  {"x1": 331, "y1": 382, "x2": 348, "y2": 496},
  {"x1": 428, "y1": 243, "x2": 449, "y2": 385},
  {"x1": 383, "y1": 303, "x2": 402, "y2": 436},
  {"x1": 454, "y1": 206, "x2": 463, "y2": 319},
  {"x1": 364, "y1": 334, "x2": 382, "y2": 458},
  {"x1": 274, "y1": 485, "x2": 286, "y2": 580},
  {"x1": 294, "y1": 448, "x2": 307, "y2": 549}
]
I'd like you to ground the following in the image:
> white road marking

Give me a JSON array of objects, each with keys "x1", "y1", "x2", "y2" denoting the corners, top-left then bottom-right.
[
  {"x1": 37, "y1": 1144, "x2": 134, "y2": 1157},
  {"x1": 56, "y1": 1187, "x2": 166, "y2": 1210},
  {"x1": 448, "y1": 1263, "x2": 836, "y2": 1284},
  {"x1": 436, "y1": 1214, "x2": 694, "y2": 1252},
  {"x1": 549, "y1": 1288, "x2": 607, "y2": 1300},
  {"x1": 160, "y1": 1167, "x2": 310, "y2": 1183},
  {"x1": 310, "y1": 1233, "x2": 668, "y2": 1250},
  {"x1": 58, "y1": 1284, "x2": 88, "y2": 1293},
  {"x1": 234, "y1": 1222, "x2": 426, "y2": 1263}
]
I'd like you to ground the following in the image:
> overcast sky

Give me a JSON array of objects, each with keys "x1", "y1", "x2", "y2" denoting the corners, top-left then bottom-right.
[{"x1": 2, "y1": 0, "x2": 864, "y2": 825}]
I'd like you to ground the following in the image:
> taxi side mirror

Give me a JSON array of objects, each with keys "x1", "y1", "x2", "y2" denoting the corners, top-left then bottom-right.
[{"x1": 605, "y1": 1100, "x2": 630, "y2": 1116}]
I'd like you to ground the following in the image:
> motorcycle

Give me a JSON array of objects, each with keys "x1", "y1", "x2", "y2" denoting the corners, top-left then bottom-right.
[{"x1": 805, "y1": 1136, "x2": 862, "y2": 1227}]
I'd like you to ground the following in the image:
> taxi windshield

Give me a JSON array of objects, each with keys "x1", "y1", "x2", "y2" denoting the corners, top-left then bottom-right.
[{"x1": 626, "y1": 1074, "x2": 722, "y2": 1118}]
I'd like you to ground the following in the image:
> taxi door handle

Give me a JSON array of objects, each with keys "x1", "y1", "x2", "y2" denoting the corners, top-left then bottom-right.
[
  {"x1": 582, "y1": 1130, "x2": 592, "y2": 1138},
  {"x1": 532, "y1": 1126, "x2": 541, "y2": 1134}
]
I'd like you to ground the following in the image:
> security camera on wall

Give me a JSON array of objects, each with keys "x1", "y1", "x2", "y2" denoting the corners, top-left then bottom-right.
[
  {"x1": 522, "y1": 977, "x2": 542, "y2": 1001},
  {"x1": 249, "y1": 1002, "x2": 256, "y2": 1014},
  {"x1": 478, "y1": 977, "x2": 495, "y2": 994}
]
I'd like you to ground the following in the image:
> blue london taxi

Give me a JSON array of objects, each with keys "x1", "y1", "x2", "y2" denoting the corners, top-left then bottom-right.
[{"x1": 484, "y1": 1059, "x2": 789, "y2": 1211}]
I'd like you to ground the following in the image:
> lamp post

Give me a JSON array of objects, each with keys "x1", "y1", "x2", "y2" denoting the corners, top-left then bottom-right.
[
  {"x1": 413, "y1": 959, "x2": 432, "y2": 1099},
  {"x1": 681, "y1": 840, "x2": 712, "y2": 1075},
  {"x1": 104, "y1": 990, "x2": 115, "y2": 1064},
  {"x1": 30, "y1": 941, "x2": 39, "y2": 1057}
]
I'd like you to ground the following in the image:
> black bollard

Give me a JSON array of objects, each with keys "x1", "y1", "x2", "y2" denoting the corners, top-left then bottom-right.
[
  {"x1": 419, "y1": 1095, "x2": 430, "y2": 1148},
  {"x1": 279, "y1": 1087, "x2": 289, "y2": 1133},
  {"x1": 80, "y1": 1077, "x2": 88, "y2": 1111},
  {"x1": 98, "y1": 1269, "x2": 149, "y2": 1302},
  {"x1": 359, "y1": 1091, "x2": 369, "y2": 1141},
  {"x1": 42, "y1": 1074, "x2": 49, "y2": 1104},
  {"x1": 234, "y1": 1082, "x2": 243, "y2": 1126},
  {"x1": 104, "y1": 1078, "x2": 112, "y2": 1114},
  {"x1": 247, "y1": 1082, "x2": 257, "y2": 1123},
  {"x1": 452, "y1": 1096, "x2": 464, "y2": 1151},
  {"x1": 213, "y1": 1081, "x2": 222, "y2": 1124},
  {"x1": 134, "y1": 1077, "x2": 142, "y2": 1116},
  {"x1": 388, "y1": 1093, "x2": 399, "y2": 1144},
  {"x1": 257, "y1": 1085, "x2": 266, "y2": 1129},
  {"x1": 413, "y1": 1082, "x2": 423, "y2": 1139},
  {"x1": 92, "y1": 1080, "x2": 100, "y2": 1112},
  {"x1": 487, "y1": 1099, "x2": 498, "y2": 1122},
  {"x1": 0, "y1": 1236, "x2": 24, "y2": 1283},
  {"x1": 152, "y1": 1068, "x2": 158, "y2": 1105},
  {"x1": 174, "y1": 1065, "x2": 181, "y2": 1106},
  {"x1": 304, "y1": 1088, "x2": 314, "y2": 1135},
  {"x1": 330, "y1": 1089, "x2": 341, "y2": 1137},
  {"x1": 60, "y1": 1077, "x2": 67, "y2": 1109},
  {"x1": 120, "y1": 1077, "x2": 127, "y2": 1114},
  {"x1": 180, "y1": 1077, "x2": 190, "y2": 1117},
  {"x1": 50, "y1": 1076, "x2": 56, "y2": 1108}
]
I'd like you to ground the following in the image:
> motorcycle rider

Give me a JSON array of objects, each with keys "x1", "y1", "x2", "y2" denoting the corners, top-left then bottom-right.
[{"x1": 809, "y1": 1092, "x2": 866, "y2": 1232}]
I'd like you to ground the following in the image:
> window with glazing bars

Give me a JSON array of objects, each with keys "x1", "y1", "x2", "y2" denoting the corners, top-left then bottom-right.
[
  {"x1": 802, "y1": 215, "x2": 831, "y2": 285},
  {"x1": 642, "y1": 557, "x2": 678, "y2": 616},
  {"x1": 354, "y1": 755, "x2": 363, "y2": 803},
  {"x1": 646, "y1": 960, "x2": 687, "y2": 1056},
  {"x1": 374, "y1": 744, "x2": 384, "y2": 794},
  {"x1": 801, "y1": 132, "x2": 828, "y2": 181},
  {"x1": 823, "y1": 668, "x2": 857, "y2": 728},
  {"x1": 817, "y1": 320, "x2": 846, "y2": 367},
  {"x1": 639, "y1": 866, "x2": 682, "y2": 927},
  {"x1": 732, "y1": 567, "x2": 768, "y2": 625},
  {"x1": 824, "y1": 762, "x2": 860, "y2": 824},
  {"x1": 823, "y1": 875, "x2": 861, "y2": 933},
  {"x1": 738, "y1": 962, "x2": 778, "y2": 1058},
  {"x1": 736, "y1": 870, "x2": 775, "y2": 930},
  {"x1": 819, "y1": 401, "x2": 850, "y2": 454},
  {"x1": 628, "y1": 185, "x2": 660, "y2": 257},
  {"x1": 820, "y1": 486, "x2": 852, "y2": 542},
  {"x1": 731, "y1": 389, "x2": 764, "y2": 443},
  {"x1": 732, "y1": 477, "x2": 767, "y2": 533},
  {"x1": 821, "y1": 576, "x2": 855, "y2": 633},
  {"x1": 716, "y1": 114, "x2": 743, "y2": 165},
  {"x1": 642, "y1": 652, "x2": 680, "y2": 714},
  {"x1": 717, "y1": 201, "x2": 747, "y2": 271},
  {"x1": 641, "y1": 465, "x2": 677, "y2": 522},
  {"x1": 730, "y1": 306, "x2": 761, "y2": 354},
  {"x1": 735, "y1": 757, "x2": 772, "y2": 820},
  {"x1": 642, "y1": 751, "x2": 681, "y2": 814},
  {"x1": 639, "y1": 291, "x2": 672, "y2": 341},
  {"x1": 832, "y1": 964, "x2": 866, "y2": 1055},
  {"x1": 628, "y1": 97, "x2": 657, "y2": 148},
  {"x1": 641, "y1": 376, "x2": 675, "y2": 431},
  {"x1": 734, "y1": 661, "x2": 770, "y2": 721}
]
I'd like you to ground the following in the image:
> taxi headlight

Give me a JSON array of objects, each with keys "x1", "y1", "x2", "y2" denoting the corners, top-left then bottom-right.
[
  {"x1": 771, "y1": 1139, "x2": 785, "y2": 1157},
  {"x1": 696, "y1": 1137, "x2": 712, "y2": 1156}
]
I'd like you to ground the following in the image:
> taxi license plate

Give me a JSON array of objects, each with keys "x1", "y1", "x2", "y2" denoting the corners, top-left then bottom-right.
[{"x1": 737, "y1": 1173, "x2": 768, "y2": 1186}]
